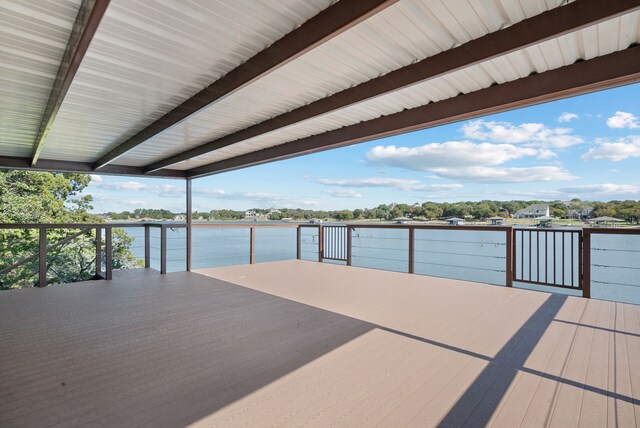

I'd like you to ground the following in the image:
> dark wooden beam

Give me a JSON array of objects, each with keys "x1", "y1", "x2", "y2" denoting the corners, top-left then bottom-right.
[
  {"x1": 0, "y1": 155, "x2": 185, "y2": 178},
  {"x1": 145, "y1": 0, "x2": 640, "y2": 173},
  {"x1": 31, "y1": 0, "x2": 110, "y2": 166},
  {"x1": 93, "y1": 0, "x2": 397, "y2": 170},
  {"x1": 186, "y1": 45, "x2": 640, "y2": 178}
]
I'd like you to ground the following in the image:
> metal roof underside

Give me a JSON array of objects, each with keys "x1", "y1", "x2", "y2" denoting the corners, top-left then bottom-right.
[{"x1": 1, "y1": 0, "x2": 640, "y2": 179}]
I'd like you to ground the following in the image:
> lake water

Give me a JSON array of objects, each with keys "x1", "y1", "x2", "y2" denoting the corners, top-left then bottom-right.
[{"x1": 121, "y1": 224, "x2": 640, "y2": 305}]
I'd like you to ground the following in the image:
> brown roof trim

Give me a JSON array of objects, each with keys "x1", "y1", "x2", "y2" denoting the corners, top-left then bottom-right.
[
  {"x1": 1, "y1": 155, "x2": 185, "y2": 179},
  {"x1": 31, "y1": 0, "x2": 110, "y2": 166}
]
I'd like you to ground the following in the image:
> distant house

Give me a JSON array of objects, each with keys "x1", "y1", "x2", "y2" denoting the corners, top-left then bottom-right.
[
  {"x1": 173, "y1": 214, "x2": 186, "y2": 221},
  {"x1": 244, "y1": 210, "x2": 258, "y2": 218},
  {"x1": 566, "y1": 209, "x2": 580, "y2": 219},
  {"x1": 514, "y1": 204, "x2": 549, "y2": 219},
  {"x1": 447, "y1": 217, "x2": 464, "y2": 225},
  {"x1": 580, "y1": 205, "x2": 594, "y2": 218},
  {"x1": 566, "y1": 206, "x2": 594, "y2": 220}
]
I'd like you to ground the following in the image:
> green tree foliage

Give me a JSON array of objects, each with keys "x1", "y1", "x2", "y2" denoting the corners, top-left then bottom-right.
[{"x1": 0, "y1": 170, "x2": 140, "y2": 290}]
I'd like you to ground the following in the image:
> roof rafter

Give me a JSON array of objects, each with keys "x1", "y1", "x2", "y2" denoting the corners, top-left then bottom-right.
[
  {"x1": 31, "y1": 0, "x2": 110, "y2": 166},
  {"x1": 144, "y1": 0, "x2": 640, "y2": 173},
  {"x1": 92, "y1": 0, "x2": 398, "y2": 170},
  {"x1": 186, "y1": 45, "x2": 640, "y2": 178},
  {"x1": 1, "y1": 156, "x2": 184, "y2": 179}
]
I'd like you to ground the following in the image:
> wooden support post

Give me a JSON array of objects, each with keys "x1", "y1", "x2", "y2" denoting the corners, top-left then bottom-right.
[
  {"x1": 186, "y1": 179, "x2": 192, "y2": 271},
  {"x1": 506, "y1": 228, "x2": 513, "y2": 287},
  {"x1": 144, "y1": 224, "x2": 150, "y2": 268},
  {"x1": 105, "y1": 227, "x2": 112, "y2": 280},
  {"x1": 346, "y1": 226, "x2": 352, "y2": 266},
  {"x1": 249, "y1": 226, "x2": 255, "y2": 264},
  {"x1": 582, "y1": 230, "x2": 590, "y2": 298},
  {"x1": 95, "y1": 227, "x2": 102, "y2": 276},
  {"x1": 296, "y1": 226, "x2": 301, "y2": 260},
  {"x1": 408, "y1": 227, "x2": 415, "y2": 274},
  {"x1": 38, "y1": 227, "x2": 47, "y2": 287},
  {"x1": 318, "y1": 225, "x2": 324, "y2": 262},
  {"x1": 160, "y1": 225, "x2": 167, "y2": 274}
]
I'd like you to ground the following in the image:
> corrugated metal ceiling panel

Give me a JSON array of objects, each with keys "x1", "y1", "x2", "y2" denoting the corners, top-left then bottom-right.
[
  {"x1": 38, "y1": 0, "x2": 335, "y2": 162},
  {"x1": 0, "y1": 0, "x2": 81, "y2": 158},
  {"x1": 117, "y1": 0, "x2": 566, "y2": 166},
  {"x1": 170, "y1": 10, "x2": 640, "y2": 170}
]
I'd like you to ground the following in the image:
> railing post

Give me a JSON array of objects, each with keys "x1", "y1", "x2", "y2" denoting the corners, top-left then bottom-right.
[
  {"x1": 408, "y1": 227, "x2": 415, "y2": 274},
  {"x1": 318, "y1": 225, "x2": 324, "y2": 262},
  {"x1": 582, "y1": 229, "x2": 590, "y2": 298},
  {"x1": 505, "y1": 227, "x2": 513, "y2": 287},
  {"x1": 105, "y1": 227, "x2": 113, "y2": 280},
  {"x1": 95, "y1": 227, "x2": 102, "y2": 277},
  {"x1": 346, "y1": 226, "x2": 352, "y2": 266},
  {"x1": 38, "y1": 227, "x2": 47, "y2": 287},
  {"x1": 249, "y1": 226, "x2": 255, "y2": 264},
  {"x1": 160, "y1": 225, "x2": 167, "y2": 274},
  {"x1": 296, "y1": 226, "x2": 301, "y2": 260},
  {"x1": 186, "y1": 178, "x2": 193, "y2": 272},
  {"x1": 144, "y1": 224, "x2": 150, "y2": 269}
]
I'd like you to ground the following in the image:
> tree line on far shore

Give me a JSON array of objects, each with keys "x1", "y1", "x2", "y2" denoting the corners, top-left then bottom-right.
[{"x1": 102, "y1": 199, "x2": 640, "y2": 223}]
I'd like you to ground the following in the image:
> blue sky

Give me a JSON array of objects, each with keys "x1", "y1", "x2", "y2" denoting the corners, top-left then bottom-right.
[{"x1": 86, "y1": 83, "x2": 640, "y2": 213}]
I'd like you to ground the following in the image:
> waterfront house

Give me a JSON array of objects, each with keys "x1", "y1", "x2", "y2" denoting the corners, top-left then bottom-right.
[
  {"x1": 514, "y1": 204, "x2": 550, "y2": 219},
  {"x1": 567, "y1": 206, "x2": 594, "y2": 219}
]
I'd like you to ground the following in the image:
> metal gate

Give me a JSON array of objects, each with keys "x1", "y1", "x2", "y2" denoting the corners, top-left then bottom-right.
[
  {"x1": 321, "y1": 225, "x2": 348, "y2": 262},
  {"x1": 512, "y1": 228, "x2": 582, "y2": 290}
]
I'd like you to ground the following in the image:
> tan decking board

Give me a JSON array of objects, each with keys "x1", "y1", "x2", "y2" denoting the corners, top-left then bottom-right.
[{"x1": 0, "y1": 261, "x2": 638, "y2": 427}]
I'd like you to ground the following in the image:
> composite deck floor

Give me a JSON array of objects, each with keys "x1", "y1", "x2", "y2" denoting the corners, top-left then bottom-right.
[{"x1": 0, "y1": 260, "x2": 639, "y2": 427}]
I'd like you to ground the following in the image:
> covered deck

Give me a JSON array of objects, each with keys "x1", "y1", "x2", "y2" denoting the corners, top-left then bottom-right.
[{"x1": 2, "y1": 260, "x2": 639, "y2": 427}]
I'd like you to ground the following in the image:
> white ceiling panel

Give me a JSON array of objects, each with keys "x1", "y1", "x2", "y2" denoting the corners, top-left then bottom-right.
[
  {"x1": 0, "y1": 0, "x2": 81, "y2": 157},
  {"x1": 37, "y1": 0, "x2": 335, "y2": 162},
  {"x1": 118, "y1": 0, "x2": 565, "y2": 167},
  {"x1": 170, "y1": 10, "x2": 640, "y2": 171}
]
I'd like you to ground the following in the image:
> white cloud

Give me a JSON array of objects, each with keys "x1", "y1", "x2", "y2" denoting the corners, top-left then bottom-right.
[
  {"x1": 606, "y1": 111, "x2": 639, "y2": 129},
  {"x1": 366, "y1": 141, "x2": 541, "y2": 171},
  {"x1": 323, "y1": 189, "x2": 363, "y2": 198},
  {"x1": 318, "y1": 177, "x2": 462, "y2": 192},
  {"x1": 558, "y1": 112, "x2": 578, "y2": 123},
  {"x1": 559, "y1": 183, "x2": 640, "y2": 196},
  {"x1": 429, "y1": 166, "x2": 577, "y2": 183},
  {"x1": 90, "y1": 174, "x2": 103, "y2": 183},
  {"x1": 319, "y1": 177, "x2": 422, "y2": 190},
  {"x1": 298, "y1": 200, "x2": 321, "y2": 207},
  {"x1": 581, "y1": 136, "x2": 640, "y2": 161},
  {"x1": 90, "y1": 178, "x2": 185, "y2": 196},
  {"x1": 461, "y1": 120, "x2": 583, "y2": 148}
]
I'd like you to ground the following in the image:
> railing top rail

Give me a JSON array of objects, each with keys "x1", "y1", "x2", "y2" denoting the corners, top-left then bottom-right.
[
  {"x1": 583, "y1": 227, "x2": 640, "y2": 235},
  {"x1": 513, "y1": 227, "x2": 583, "y2": 232},
  {"x1": 0, "y1": 222, "x2": 193, "y2": 230},
  {"x1": 191, "y1": 223, "x2": 299, "y2": 228},
  {"x1": 1, "y1": 222, "x2": 637, "y2": 233},
  {"x1": 345, "y1": 223, "x2": 513, "y2": 232}
]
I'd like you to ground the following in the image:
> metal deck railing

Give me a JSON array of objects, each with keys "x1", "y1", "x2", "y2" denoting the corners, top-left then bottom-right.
[{"x1": 2, "y1": 222, "x2": 640, "y2": 302}]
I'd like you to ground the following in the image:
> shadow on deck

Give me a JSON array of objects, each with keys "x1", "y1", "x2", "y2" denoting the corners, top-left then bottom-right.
[{"x1": 1, "y1": 261, "x2": 639, "y2": 427}]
